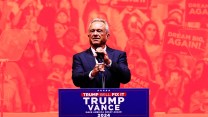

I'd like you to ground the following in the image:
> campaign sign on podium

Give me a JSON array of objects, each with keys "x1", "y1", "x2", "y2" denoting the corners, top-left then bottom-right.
[{"x1": 59, "y1": 88, "x2": 149, "y2": 117}]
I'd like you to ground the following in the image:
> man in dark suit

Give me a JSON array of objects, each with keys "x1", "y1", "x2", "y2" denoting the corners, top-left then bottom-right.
[{"x1": 72, "y1": 18, "x2": 131, "y2": 88}]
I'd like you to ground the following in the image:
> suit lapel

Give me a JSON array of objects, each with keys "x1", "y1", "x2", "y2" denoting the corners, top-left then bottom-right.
[
  {"x1": 85, "y1": 48, "x2": 96, "y2": 69},
  {"x1": 106, "y1": 47, "x2": 114, "y2": 60}
]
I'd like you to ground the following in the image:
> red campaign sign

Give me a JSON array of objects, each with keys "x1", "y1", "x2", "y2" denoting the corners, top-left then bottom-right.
[
  {"x1": 0, "y1": 29, "x2": 31, "y2": 61},
  {"x1": 185, "y1": 0, "x2": 208, "y2": 22},
  {"x1": 111, "y1": 0, "x2": 149, "y2": 9},
  {"x1": 163, "y1": 25, "x2": 208, "y2": 58}
]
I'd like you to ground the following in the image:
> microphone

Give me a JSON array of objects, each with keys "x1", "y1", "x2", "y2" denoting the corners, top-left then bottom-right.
[
  {"x1": 96, "y1": 52, "x2": 104, "y2": 63},
  {"x1": 95, "y1": 52, "x2": 105, "y2": 89}
]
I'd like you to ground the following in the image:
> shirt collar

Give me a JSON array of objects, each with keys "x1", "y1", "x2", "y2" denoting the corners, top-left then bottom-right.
[{"x1": 91, "y1": 46, "x2": 107, "y2": 56}]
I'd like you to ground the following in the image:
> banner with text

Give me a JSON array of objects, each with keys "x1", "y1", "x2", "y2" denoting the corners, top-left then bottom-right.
[
  {"x1": 111, "y1": 0, "x2": 149, "y2": 9},
  {"x1": 163, "y1": 25, "x2": 208, "y2": 58},
  {"x1": 185, "y1": 0, "x2": 208, "y2": 22},
  {"x1": 59, "y1": 88, "x2": 149, "y2": 117}
]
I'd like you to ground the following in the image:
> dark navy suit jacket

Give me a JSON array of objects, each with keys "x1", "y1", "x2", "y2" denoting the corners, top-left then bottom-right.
[{"x1": 72, "y1": 47, "x2": 131, "y2": 88}]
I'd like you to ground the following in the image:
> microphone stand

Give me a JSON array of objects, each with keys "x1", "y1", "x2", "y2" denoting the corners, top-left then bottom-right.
[
  {"x1": 0, "y1": 59, "x2": 7, "y2": 117},
  {"x1": 101, "y1": 70, "x2": 105, "y2": 89},
  {"x1": 96, "y1": 53, "x2": 105, "y2": 89},
  {"x1": 97, "y1": 62, "x2": 105, "y2": 89}
]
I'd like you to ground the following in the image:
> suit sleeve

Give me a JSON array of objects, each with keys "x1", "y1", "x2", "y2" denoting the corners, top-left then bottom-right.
[
  {"x1": 72, "y1": 54, "x2": 92, "y2": 87},
  {"x1": 109, "y1": 52, "x2": 131, "y2": 84}
]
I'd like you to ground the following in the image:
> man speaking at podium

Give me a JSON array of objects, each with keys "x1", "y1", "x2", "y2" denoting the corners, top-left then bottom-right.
[{"x1": 72, "y1": 18, "x2": 131, "y2": 88}]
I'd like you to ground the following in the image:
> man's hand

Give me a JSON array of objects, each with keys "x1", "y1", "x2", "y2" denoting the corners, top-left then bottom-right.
[
  {"x1": 91, "y1": 63, "x2": 105, "y2": 77},
  {"x1": 95, "y1": 47, "x2": 111, "y2": 66}
]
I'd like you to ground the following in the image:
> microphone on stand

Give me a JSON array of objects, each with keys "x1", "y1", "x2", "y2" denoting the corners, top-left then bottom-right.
[{"x1": 95, "y1": 51, "x2": 105, "y2": 88}]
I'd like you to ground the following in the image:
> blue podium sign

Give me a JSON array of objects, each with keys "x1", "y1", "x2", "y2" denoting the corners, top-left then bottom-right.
[{"x1": 59, "y1": 88, "x2": 149, "y2": 117}]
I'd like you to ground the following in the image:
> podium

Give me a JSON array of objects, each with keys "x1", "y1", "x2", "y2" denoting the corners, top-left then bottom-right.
[{"x1": 59, "y1": 88, "x2": 149, "y2": 117}]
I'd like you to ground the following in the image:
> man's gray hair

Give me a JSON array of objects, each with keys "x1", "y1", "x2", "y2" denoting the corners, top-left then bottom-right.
[{"x1": 88, "y1": 18, "x2": 110, "y2": 33}]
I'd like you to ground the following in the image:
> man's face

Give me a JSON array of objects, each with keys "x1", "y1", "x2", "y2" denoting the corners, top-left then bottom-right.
[
  {"x1": 164, "y1": 54, "x2": 178, "y2": 70},
  {"x1": 144, "y1": 24, "x2": 157, "y2": 42},
  {"x1": 47, "y1": 81, "x2": 60, "y2": 96},
  {"x1": 88, "y1": 21, "x2": 109, "y2": 48},
  {"x1": 54, "y1": 22, "x2": 67, "y2": 39},
  {"x1": 57, "y1": 11, "x2": 68, "y2": 24}
]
